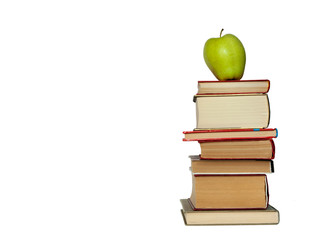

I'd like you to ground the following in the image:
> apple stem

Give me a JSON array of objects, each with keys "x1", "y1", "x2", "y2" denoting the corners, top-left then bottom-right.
[{"x1": 220, "y1": 28, "x2": 224, "y2": 37}]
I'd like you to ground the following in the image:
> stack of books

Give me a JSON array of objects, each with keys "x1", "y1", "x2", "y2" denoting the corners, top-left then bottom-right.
[{"x1": 180, "y1": 80, "x2": 280, "y2": 225}]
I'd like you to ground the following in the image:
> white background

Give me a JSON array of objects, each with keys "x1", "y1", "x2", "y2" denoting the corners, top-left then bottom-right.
[{"x1": 0, "y1": 0, "x2": 327, "y2": 239}]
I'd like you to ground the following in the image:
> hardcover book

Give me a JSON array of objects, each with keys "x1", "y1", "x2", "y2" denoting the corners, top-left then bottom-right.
[
  {"x1": 189, "y1": 155, "x2": 274, "y2": 174},
  {"x1": 195, "y1": 79, "x2": 270, "y2": 96},
  {"x1": 183, "y1": 128, "x2": 277, "y2": 141},
  {"x1": 199, "y1": 139, "x2": 275, "y2": 160},
  {"x1": 180, "y1": 199, "x2": 279, "y2": 225},
  {"x1": 189, "y1": 174, "x2": 269, "y2": 210},
  {"x1": 195, "y1": 94, "x2": 270, "y2": 129}
]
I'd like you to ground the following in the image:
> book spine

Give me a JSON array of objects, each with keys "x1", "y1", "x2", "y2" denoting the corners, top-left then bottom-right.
[
  {"x1": 270, "y1": 139, "x2": 275, "y2": 159},
  {"x1": 270, "y1": 160, "x2": 274, "y2": 173},
  {"x1": 265, "y1": 174, "x2": 269, "y2": 209}
]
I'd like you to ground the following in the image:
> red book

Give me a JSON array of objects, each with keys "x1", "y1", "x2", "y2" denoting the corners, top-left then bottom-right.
[{"x1": 183, "y1": 128, "x2": 278, "y2": 141}]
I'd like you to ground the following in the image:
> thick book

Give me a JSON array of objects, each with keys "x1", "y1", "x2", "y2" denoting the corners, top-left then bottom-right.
[
  {"x1": 183, "y1": 128, "x2": 277, "y2": 141},
  {"x1": 189, "y1": 174, "x2": 269, "y2": 210},
  {"x1": 195, "y1": 94, "x2": 270, "y2": 129},
  {"x1": 180, "y1": 199, "x2": 279, "y2": 225},
  {"x1": 195, "y1": 79, "x2": 270, "y2": 96},
  {"x1": 189, "y1": 155, "x2": 274, "y2": 174},
  {"x1": 199, "y1": 139, "x2": 275, "y2": 160}
]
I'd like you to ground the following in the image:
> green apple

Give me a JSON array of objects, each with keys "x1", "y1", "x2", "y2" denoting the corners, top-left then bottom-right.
[{"x1": 203, "y1": 29, "x2": 246, "y2": 81}]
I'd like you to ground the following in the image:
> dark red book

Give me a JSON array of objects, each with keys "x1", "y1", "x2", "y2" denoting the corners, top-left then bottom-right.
[{"x1": 183, "y1": 128, "x2": 278, "y2": 141}]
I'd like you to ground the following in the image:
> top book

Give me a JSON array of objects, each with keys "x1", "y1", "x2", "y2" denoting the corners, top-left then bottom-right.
[{"x1": 196, "y1": 79, "x2": 270, "y2": 96}]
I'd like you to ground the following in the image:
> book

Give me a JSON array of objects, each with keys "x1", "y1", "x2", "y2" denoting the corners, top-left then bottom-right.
[
  {"x1": 189, "y1": 174, "x2": 269, "y2": 210},
  {"x1": 189, "y1": 155, "x2": 274, "y2": 174},
  {"x1": 195, "y1": 79, "x2": 270, "y2": 96},
  {"x1": 180, "y1": 78, "x2": 280, "y2": 225},
  {"x1": 183, "y1": 128, "x2": 277, "y2": 141},
  {"x1": 195, "y1": 94, "x2": 270, "y2": 129},
  {"x1": 199, "y1": 139, "x2": 275, "y2": 159},
  {"x1": 180, "y1": 199, "x2": 279, "y2": 225}
]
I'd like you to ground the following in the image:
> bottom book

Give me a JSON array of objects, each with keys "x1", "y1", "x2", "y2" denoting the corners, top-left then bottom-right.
[{"x1": 180, "y1": 199, "x2": 279, "y2": 225}]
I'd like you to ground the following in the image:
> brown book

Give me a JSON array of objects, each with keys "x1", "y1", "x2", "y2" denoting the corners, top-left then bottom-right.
[
  {"x1": 195, "y1": 94, "x2": 270, "y2": 129},
  {"x1": 189, "y1": 174, "x2": 268, "y2": 210},
  {"x1": 189, "y1": 155, "x2": 274, "y2": 174},
  {"x1": 180, "y1": 199, "x2": 279, "y2": 225},
  {"x1": 199, "y1": 139, "x2": 275, "y2": 159}
]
